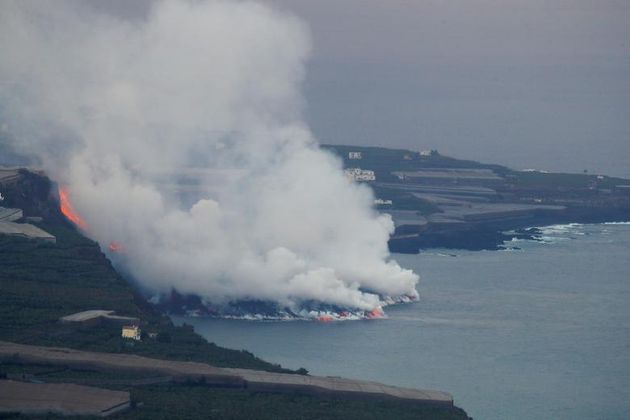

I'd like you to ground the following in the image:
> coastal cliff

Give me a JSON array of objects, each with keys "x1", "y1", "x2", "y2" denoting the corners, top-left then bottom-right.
[{"x1": 323, "y1": 145, "x2": 630, "y2": 253}]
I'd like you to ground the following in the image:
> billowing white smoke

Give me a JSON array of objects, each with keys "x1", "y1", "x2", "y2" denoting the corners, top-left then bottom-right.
[{"x1": 0, "y1": 0, "x2": 418, "y2": 312}]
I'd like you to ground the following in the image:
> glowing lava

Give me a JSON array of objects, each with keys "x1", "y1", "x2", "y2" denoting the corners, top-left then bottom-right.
[
  {"x1": 108, "y1": 241, "x2": 124, "y2": 253},
  {"x1": 366, "y1": 307, "x2": 385, "y2": 319},
  {"x1": 58, "y1": 186, "x2": 88, "y2": 230}
]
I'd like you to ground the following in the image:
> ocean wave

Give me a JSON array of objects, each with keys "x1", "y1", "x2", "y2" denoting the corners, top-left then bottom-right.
[{"x1": 538, "y1": 223, "x2": 583, "y2": 233}]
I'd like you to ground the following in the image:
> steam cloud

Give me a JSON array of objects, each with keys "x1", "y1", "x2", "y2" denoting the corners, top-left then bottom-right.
[{"x1": 0, "y1": 0, "x2": 418, "y2": 312}]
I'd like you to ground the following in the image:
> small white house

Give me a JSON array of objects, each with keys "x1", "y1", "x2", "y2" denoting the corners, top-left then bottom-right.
[
  {"x1": 420, "y1": 150, "x2": 432, "y2": 156},
  {"x1": 122, "y1": 325, "x2": 141, "y2": 341},
  {"x1": 348, "y1": 151, "x2": 362, "y2": 160}
]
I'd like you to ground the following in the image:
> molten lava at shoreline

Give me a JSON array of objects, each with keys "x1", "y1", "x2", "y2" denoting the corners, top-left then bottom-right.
[{"x1": 58, "y1": 187, "x2": 88, "y2": 230}]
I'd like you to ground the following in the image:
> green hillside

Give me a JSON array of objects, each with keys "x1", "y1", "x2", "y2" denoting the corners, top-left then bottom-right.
[{"x1": 0, "y1": 223, "x2": 291, "y2": 372}]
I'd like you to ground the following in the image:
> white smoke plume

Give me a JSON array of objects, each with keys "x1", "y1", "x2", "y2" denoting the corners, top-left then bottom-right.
[{"x1": 0, "y1": 0, "x2": 418, "y2": 313}]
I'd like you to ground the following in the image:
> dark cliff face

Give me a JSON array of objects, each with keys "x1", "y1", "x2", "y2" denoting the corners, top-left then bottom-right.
[
  {"x1": 388, "y1": 201, "x2": 630, "y2": 254},
  {"x1": 1, "y1": 169, "x2": 66, "y2": 224},
  {"x1": 389, "y1": 228, "x2": 517, "y2": 253}
]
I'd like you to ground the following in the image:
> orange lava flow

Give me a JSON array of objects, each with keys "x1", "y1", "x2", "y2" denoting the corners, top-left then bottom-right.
[
  {"x1": 108, "y1": 241, "x2": 124, "y2": 253},
  {"x1": 316, "y1": 315, "x2": 334, "y2": 323},
  {"x1": 367, "y1": 307, "x2": 385, "y2": 319},
  {"x1": 58, "y1": 187, "x2": 88, "y2": 230}
]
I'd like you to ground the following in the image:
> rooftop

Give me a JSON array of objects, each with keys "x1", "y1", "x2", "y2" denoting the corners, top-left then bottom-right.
[
  {"x1": 0, "y1": 380, "x2": 130, "y2": 417},
  {"x1": 60, "y1": 310, "x2": 139, "y2": 325},
  {"x1": 0, "y1": 221, "x2": 55, "y2": 243},
  {"x1": 60, "y1": 310, "x2": 115, "y2": 323},
  {"x1": 0, "y1": 207, "x2": 23, "y2": 222}
]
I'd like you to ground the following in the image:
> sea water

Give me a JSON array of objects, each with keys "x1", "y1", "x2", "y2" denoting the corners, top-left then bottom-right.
[{"x1": 174, "y1": 223, "x2": 630, "y2": 420}]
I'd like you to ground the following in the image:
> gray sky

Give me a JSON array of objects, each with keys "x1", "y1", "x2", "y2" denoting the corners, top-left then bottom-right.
[
  {"x1": 59, "y1": 0, "x2": 630, "y2": 177},
  {"x1": 268, "y1": 0, "x2": 630, "y2": 177}
]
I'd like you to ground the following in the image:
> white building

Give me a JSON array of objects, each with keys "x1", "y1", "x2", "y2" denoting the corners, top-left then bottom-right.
[
  {"x1": 122, "y1": 325, "x2": 141, "y2": 341},
  {"x1": 420, "y1": 150, "x2": 432, "y2": 156},
  {"x1": 348, "y1": 151, "x2": 362, "y2": 160},
  {"x1": 345, "y1": 168, "x2": 375, "y2": 182}
]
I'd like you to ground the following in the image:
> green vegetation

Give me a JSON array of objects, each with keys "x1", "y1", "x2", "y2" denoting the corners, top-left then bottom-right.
[
  {"x1": 0, "y1": 223, "x2": 290, "y2": 372},
  {"x1": 1, "y1": 362, "x2": 159, "y2": 383},
  {"x1": 323, "y1": 143, "x2": 630, "y2": 191},
  {"x1": 507, "y1": 170, "x2": 628, "y2": 190},
  {"x1": 0, "y1": 364, "x2": 470, "y2": 419},
  {"x1": 322, "y1": 144, "x2": 510, "y2": 181},
  {"x1": 118, "y1": 386, "x2": 470, "y2": 420},
  {"x1": 0, "y1": 381, "x2": 469, "y2": 420}
]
